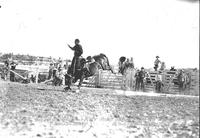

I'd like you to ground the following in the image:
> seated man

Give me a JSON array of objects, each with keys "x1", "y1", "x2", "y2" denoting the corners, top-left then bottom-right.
[{"x1": 159, "y1": 62, "x2": 166, "y2": 71}]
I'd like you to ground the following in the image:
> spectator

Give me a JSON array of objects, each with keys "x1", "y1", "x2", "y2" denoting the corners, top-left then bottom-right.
[
  {"x1": 48, "y1": 63, "x2": 54, "y2": 80},
  {"x1": 155, "y1": 71, "x2": 164, "y2": 93},
  {"x1": 3, "y1": 60, "x2": 9, "y2": 80},
  {"x1": 159, "y1": 62, "x2": 166, "y2": 71},
  {"x1": 10, "y1": 61, "x2": 17, "y2": 82},
  {"x1": 138, "y1": 67, "x2": 146, "y2": 91},
  {"x1": 154, "y1": 56, "x2": 161, "y2": 71},
  {"x1": 129, "y1": 57, "x2": 134, "y2": 69},
  {"x1": 170, "y1": 66, "x2": 177, "y2": 71}
]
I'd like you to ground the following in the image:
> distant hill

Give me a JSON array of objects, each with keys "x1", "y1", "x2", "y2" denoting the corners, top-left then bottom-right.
[
  {"x1": 0, "y1": 53, "x2": 71, "y2": 65},
  {"x1": 0, "y1": 53, "x2": 37, "y2": 62}
]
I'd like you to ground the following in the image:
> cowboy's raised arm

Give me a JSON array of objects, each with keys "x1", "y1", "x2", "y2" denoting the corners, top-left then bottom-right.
[{"x1": 68, "y1": 44, "x2": 74, "y2": 50}]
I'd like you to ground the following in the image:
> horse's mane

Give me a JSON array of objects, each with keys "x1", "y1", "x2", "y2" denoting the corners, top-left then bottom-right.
[
  {"x1": 93, "y1": 53, "x2": 107, "y2": 58},
  {"x1": 99, "y1": 53, "x2": 107, "y2": 57}
]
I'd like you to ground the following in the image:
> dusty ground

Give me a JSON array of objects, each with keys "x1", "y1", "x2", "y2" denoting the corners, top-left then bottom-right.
[{"x1": 0, "y1": 80, "x2": 199, "y2": 138}]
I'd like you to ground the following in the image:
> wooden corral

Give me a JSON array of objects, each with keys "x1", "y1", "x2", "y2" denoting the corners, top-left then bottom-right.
[
  {"x1": 82, "y1": 70, "x2": 124, "y2": 89},
  {"x1": 82, "y1": 69, "x2": 136, "y2": 90},
  {"x1": 83, "y1": 69, "x2": 199, "y2": 95},
  {"x1": 145, "y1": 70, "x2": 199, "y2": 95}
]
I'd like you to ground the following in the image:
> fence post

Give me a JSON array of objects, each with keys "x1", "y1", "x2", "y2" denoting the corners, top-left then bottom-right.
[
  {"x1": 166, "y1": 73, "x2": 176, "y2": 92},
  {"x1": 95, "y1": 70, "x2": 101, "y2": 87},
  {"x1": 35, "y1": 60, "x2": 39, "y2": 84},
  {"x1": 35, "y1": 70, "x2": 38, "y2": 84},
  {"x1": 7, "y1": 67, "x2": 10, "y2": 81},
  {"x1": 148, "y1": 72, "x2": 155, "y2": 88}
]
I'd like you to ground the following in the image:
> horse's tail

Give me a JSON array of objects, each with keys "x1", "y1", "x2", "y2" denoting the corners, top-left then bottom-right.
[{"x1": 103, "y1": 54, "x2": 114, "y2": 73}]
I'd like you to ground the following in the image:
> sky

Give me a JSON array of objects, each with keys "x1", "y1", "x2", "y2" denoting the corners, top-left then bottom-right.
[{"x1": 0, "y1": 0, "x2": 199, "y2": 69}]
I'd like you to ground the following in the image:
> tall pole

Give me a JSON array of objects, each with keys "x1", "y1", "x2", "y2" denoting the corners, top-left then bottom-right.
[{"x1": 35, "y1": 57, "x2": 39, "y2": 83}]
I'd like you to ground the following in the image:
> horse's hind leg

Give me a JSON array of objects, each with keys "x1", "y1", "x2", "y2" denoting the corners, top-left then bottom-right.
[{"x1": 64, "y1": 76, "x2": 72, "y2": 91}]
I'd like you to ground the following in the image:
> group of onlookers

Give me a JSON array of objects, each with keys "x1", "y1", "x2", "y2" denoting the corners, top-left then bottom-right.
[
  {"x1": 154, "y1": 56, "x2": 167, "y2": 71},
  {"x1": 118, "y1": 56, "x2": 179, "y2": 92},
  {"x1": 47, "y1": 62, "x2": 69, "y2": 86},
  {"x1": 0, "y1": 60, "x2": 17, "y2": 81}
]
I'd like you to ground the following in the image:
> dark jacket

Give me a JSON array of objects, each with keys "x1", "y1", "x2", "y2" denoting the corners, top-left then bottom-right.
[
  {"x1": 70, "y1": 44, "x2": 83, "y2": 57},
  {"x1": 139, "y1": 70, "x2": 146, "y2": 79}
]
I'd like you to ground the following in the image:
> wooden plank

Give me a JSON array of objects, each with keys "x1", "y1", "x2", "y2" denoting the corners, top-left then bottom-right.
[
  {"x1": 100, "y1": 82, "x2": 124, "y2": 86},
  {"x1": 100, "y1": 80, "x2": 123, "y2": 83},
  {"x1": 9, "y1": 70, "x2": 27, "y2": 80}
]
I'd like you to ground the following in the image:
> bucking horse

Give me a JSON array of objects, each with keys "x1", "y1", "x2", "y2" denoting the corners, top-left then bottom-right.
[{"x1": 64, "y1": 53, "x2": 114, "y2": 91}]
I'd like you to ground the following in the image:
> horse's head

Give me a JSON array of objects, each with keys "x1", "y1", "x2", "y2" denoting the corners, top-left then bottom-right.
[
  {"x1": 119, "y1": 56, "x2": 126, "y2": 63},
  {"x1": 79, "y1": 58, "x2": 87, "y2": 69}
]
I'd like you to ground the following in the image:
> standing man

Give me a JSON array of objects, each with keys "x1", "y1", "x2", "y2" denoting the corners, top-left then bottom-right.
[
  {"x1": 129, "y1": 57, "x2": 134, "y2": 69},
  {"x1": 138, "y1": 67, "x2": 146, "y2": 92},
  {"x1": 3, "y1": 60, "x2": 9, "y2": 80},
  {"x1": 47, "y1": 63, "x2": 54, "y2": 80},
  {"x1": 68, "y1": 39, "x2": 83, "y2": 76},
  {"x1": 134, "y1": 69, "x2": 140, "y2": 91},
  {"x1": 155, "y1": 71, "x2": 164, "y2": 93},
  {"x1": 154, "y1": 56, "x2": 161, "y2": 71},
  {"x1": 10, "y1": 61, "x2": 17, "y2": 82}
]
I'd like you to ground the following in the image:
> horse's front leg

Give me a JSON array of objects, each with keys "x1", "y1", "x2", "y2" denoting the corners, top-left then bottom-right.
[{"x1": 78, "y1": 75, "x2": 85, "y2": 89}]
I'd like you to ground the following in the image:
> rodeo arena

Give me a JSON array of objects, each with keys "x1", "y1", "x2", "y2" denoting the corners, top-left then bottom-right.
[
  {"x1": 0, "y1": 51, "x2": 199, "y2": 138},
  {"x1": 0, "y1": 53, "x2": 199, "y2": 94}
]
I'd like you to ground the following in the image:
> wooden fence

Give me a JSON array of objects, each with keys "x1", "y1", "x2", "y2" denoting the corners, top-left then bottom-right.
[
  {"x1": 82, "y1": 69, "x2": 136, "y2": 90},
  {"x1": 82, "y1": 69, "x2": 199, "y2": 95}
]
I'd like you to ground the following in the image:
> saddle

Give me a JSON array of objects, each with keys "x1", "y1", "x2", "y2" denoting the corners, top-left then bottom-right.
[{"x1": 69, "y1": 57, "x2": 85, "y2": 76}]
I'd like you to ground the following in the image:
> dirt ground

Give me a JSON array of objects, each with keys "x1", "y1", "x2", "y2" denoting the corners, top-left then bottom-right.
[{"x1": 0, "y1": 80, "x2": 199, "y2": 138}]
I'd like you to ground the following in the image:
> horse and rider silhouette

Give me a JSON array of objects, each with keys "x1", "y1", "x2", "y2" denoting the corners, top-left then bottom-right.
[
  {"x1": 64, "y1": 39, "x2": 114, "y2": 91},
  {"x1": 64, "y1": 53, "x2": 114, "y2": 91}
]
